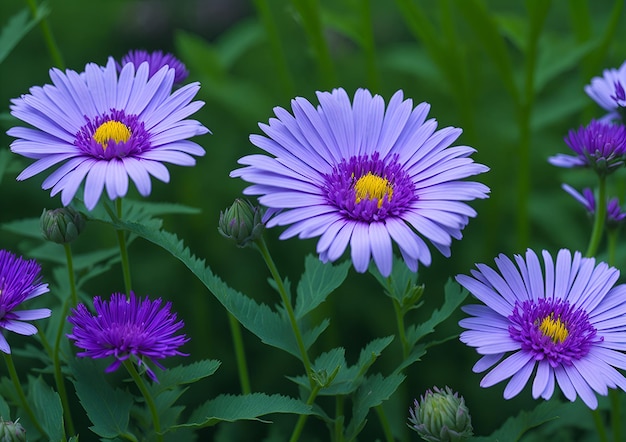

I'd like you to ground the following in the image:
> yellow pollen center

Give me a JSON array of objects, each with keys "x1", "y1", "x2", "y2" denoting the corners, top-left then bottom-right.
[
  {"x1": 538, "y1": 314, "x2": 569, "y2": 343},
  {"x1": 354, "y1": 172, "x2": 393, "y2": 208},
  {"x1": 93, "y1": 120, "x2": 132, "y2": 149}
]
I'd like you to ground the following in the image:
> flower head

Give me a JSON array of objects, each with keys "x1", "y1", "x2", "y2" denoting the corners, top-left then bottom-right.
[
  {"x1": 67, "y1": 292, "x2": 188, "y2": 382},
  {"x1": 408, "y1": 386, "x2": 473, "y2": 442},
  {"x1": 548, "y1": 120, "x2": 626, "y2": 175},
  {"x1": 562, "y1": 183, "x2": 626, "y2": 228},
  {"x1": 0, "y1": 250, "x2": 51, "y2": 354},
  {"x1": 231, "y1": 88, "x2": 489, "y2": 277},
  {"x1": 584, "y1": 60, "x2": 626, "y2": 122},
  {"x1": 8, "y1": 57, "x2": 209, "y2": 210},
  {"x1": 40, "y1": 206, "x2": 86, "y2": 244},
  {"x1": 118, "y1": 49, "x2": 189, "y2": 84},
  {"x1": 457, "y1": 249, "x2": 626, "y2": 409},
  {"x1": 218, "y1": 198, "x2": 265, "y2": 247}
]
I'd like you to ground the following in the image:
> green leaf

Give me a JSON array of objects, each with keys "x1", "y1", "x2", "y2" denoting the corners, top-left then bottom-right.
[
  {"x1": 0, "y1": 5, "x2": 50, "y2": 64},
  {"x1": 69, "y1": 358, "x2": 136, "y2": 440},
  {"x1": 535, "y1": 36, "x2": 598, "y2": 93},
  {"x1": 0, "y1": 149, "x2": 12, "y2": 186},
  {"x1": 295, "y1": 255, "x2": 350, "y2": 319},
  {"x1": 368, "y1": 255, "x2": 419, "y2": 304},
  {"x1": 176, "y1": 31, "x2": 226, "y2": 81},
  {"x1": 178, "y1": 393, "x2": 313, "y2": 429},
  {"x1": 153, "y1": 359, "x2": 221, "y2": 394},
  {"x1": 214, "y1": 18, "x2": 264, "y2": 69},
  {"x1": 0, "y1": 393, "x2": 10, "y2": 420},
  {"x1": 29, "y1": 376, "x2": 64, "y2": 442}
]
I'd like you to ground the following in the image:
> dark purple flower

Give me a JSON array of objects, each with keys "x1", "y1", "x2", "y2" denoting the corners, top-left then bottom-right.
[
  {"x1": 585, "y1": 60, "x2": 626, "y2": 122},
  {"x1": 118, "y1": 49, "x2": 189, "y2": 85},
  {"x1": 549, "y1": 120, "x2": 626, "y2": 175},
  {"x1": 562, "y1": 184, "x2": 626, "y2": 228},
  {"x1": 0, "y1": 250, "x2": 51, "y2": 354},
  {"x1": 67, "y1": 292, "x2": 188, "y2": 382}
]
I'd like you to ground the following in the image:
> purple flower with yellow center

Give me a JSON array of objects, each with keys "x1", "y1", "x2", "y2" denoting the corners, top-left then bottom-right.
[
  {"x1": 562, "y1": 183, "x2": 626, "y2": 228},
  {"x1": 457, "y1": 249, "x2": 626, "y2": 409},
  {"x1": 0, "y1": 250, "x2": 51, "y2": 354},
  {"x1": 8, "y1": 57, "x2": 209, "y2": 210},
  {"x1": 584, "y1": 60, "x2": 626, "y2": 122},
  {"x1": 231, "y1": 88, "x2": 489, "y2": 277},
  {"x1": 67, "y1": 292, "x2": 188, "y2": 382},
  {"x1": 118, "y1": 49, "x2": 189, "y2": 84},
  {"x1": 548, "y1": 120, "x2": 626, "y2": 175}
]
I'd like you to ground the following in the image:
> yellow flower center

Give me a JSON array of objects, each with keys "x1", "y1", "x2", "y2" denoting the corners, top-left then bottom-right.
[
  {"x1": 353, "y1": 173, "x2": 393, "y2": 208},
  {"x1": 538, "y1": 314, "x2": 569, "y2": 343},
  {"x1": 93, "y1": 120, "x2": 132, "y2": 150}
]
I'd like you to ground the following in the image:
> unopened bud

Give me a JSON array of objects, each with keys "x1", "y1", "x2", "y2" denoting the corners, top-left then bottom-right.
[
  {"x1": 40, "y1": 207, "x2": 86, "y2": 244},
  {"x1": 218, "y1": 199, "x2": 265, "y2": 247},
  {"x1": 0, "y1": 418, "x2": 26, "y2": 442}
]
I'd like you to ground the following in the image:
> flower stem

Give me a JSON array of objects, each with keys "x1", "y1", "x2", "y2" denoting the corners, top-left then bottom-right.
[
  {"x1": 334, "y1": 395, "x2": 345, "y2": 442},
  {"x1": 289, "y1": 382, "x2": 321, "y2": 442},
  {"x1": 3, "y1": 353, "x2": 47, "y2": 437},
  {"x1": 227, "y1": 312, "x2": 251, "y2": 394},
  {"x1": 585, "y1": 176, "x2": 606, "y2": 258},
  {"x1": 374, "y1": 404, "x2": 394, "y2": 442},
  {"x1": 123, "y1": 359, "x2": 163, "y2": 442},
  {"x1": 115, "y1": 198, "x2": 133, "y2": 295},
  {"x1": 591, "y1": 408, "x2": 608, "y2": 442},
  {"x1": 53, "y1": 300, "x2": 75, "y2": 436},
  {"x1": 25, "y1": 0, "x2": 65, "y2": 68},
  {"x1": 610, "y1": 389, "x2": 621, "y2": 442},
  {"x1": 254, "y1": 238, "x2": 314, "y2": 386},
  {"x1": 64, "y1": 244, "x2": 78, "y2": 307},
  {"x1": 391, "y1": 297, "x2": 410, "y2": 359}
]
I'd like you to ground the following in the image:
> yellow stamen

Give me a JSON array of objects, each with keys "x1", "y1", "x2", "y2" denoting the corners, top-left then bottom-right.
[
  {"x1": 354, "y1": 172, "x2": 393, "y2": 209},
  {"x1": 93, "y1": 121, "x2": 132, "y2": 150},
  {"x1": 538, "y1": 314, "x2": 569, "y2": 343}
]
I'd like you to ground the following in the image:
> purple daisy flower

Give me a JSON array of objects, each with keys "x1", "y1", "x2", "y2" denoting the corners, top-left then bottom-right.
[
  {"x1": 0, "y1": 250, "x2": 51, "y2": 354},
  {"x1": 118, "y1": 49, "x2": 189, "y2": 85},
  {"x1": 8, "y1": 57, "x2": 209, "y2": 210},
  {"x1": 562, "y1": 184, "x2": 626, "y2": 228},
  {"x1": 67, "y1": 292, "x2": 188, "y2": 382},
  {"x1": 457, "y1": 249, "x2": 626, "y2": 409},
  {"x1": 584, "y1": 60, "x2": 626, "y2": 122},
  {"x1": 548, "y1": 120, "x2": 626, "y2": 175},
  {"x1": 231, "y1": 88, "x2": 490, "y2": 277}
]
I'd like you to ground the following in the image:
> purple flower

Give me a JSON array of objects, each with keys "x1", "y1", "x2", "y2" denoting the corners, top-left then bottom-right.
[
  {"x1": 562, "y1": 184, "x2": 595, "y2": 213},
  {"x1": 562, "y1": 184, "x2": 626, "y2": 228},
  {"x1": 8, "y1": 57, "x2": 209, "y2": 210},
  {"x1": 118, "y1": 49, "x2": 189, "y2": 85},
  {"x1": 67, "y1": 292, "x2": 188, "y2": 382},
  {"x1": 548, "y1": 120, "x2": 626, "y2": 175},
  {"x1": 0, "y1": 250, "x2": 51, "y2": 354},
  {"x1": 457, "y1": 249, "x2": 626, "y2": 409},
  {"x1": 231, "y1": 88, "x2": 489, "y2": 277},
  {"x1": 584, "y1": 60, "x2": 626, "y2": 122}
]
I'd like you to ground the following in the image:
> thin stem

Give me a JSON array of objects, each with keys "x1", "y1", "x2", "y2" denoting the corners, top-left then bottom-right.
[
  {"x1": 3, "y1": 353, "x2": 47, "y2": 437},
  {"x1": 52, "y1": 300, "x2": 75, "y2": 436},
  {"x1": 606, "y1": 230, "x2": 618, "y2": 267},
  {"x1": 254, "y1": 238, "x2": 314, "y2": 386},
  {"x1": 25, "y1": 0, "x2": 65, "y2": 68},
  {"x1": 610, "y1": 389, "x2": 621, "y2": 442},
  {"x1": 374, "y1": 405, "x2": 394, "y2": 442},
  {"x1": 64, "y1": 244, "x2": 78, "y2": 307},
  {"x1": 289, "y1": 382, "x2": 321, "y2": 442},
  {"x1": 334, "y1": 395, "x2": 345, "y2": 442},
  {"x1": 391, "y1": 298, "x2": 409, "y2": 359},
  {"x1": 115, "y1": 199, "x2": 133, "y2": 295},
  {"x1": 585, "y1": 176, "x2": 606, "y2": 258},
  {"x1": 591, "y1": 408, "x2": 608, "y2": 442},
  {"x1": 227, "y1": 312, "x2": 251, "y2": 394},
  {"x1": 122, "y1": 360, "x2": 163, "y2": 442}
]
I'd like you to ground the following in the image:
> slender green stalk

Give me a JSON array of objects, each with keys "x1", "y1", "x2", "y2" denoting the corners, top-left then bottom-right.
[
  {"x1": 289, "y1": 382, "x2": 321, "y2": 442},
  {"x1": 227, "y1": 312, "x2": 251, "y2": 394},
  {"x1": 334, "y1": 395, "x2": 345, "y2": 442},
  {"x1": 610, "y1": 389, "x2": 621, "y2": 442},
  {"x1": 392, "y1": 298, "x2": 409, "y2": 359},
  {"x1": 254, "y1": 237, "x2": 314, "y2": 386},
  {"x1": 52, "y1": 300, "x2": 75, "y2": 436},
  {"x1": 64, "y1": 244, "x2": 78, "y2": 307},
  {"x1": 123, "y1": 360, "x2": 163, "y2": 442},
  {"x1": 115, "y1": 199, "x2": 133, "y2": 295},
  {"x1": 25, "y1": 0, "x2": 65, "y2": 68},
  {"x1": 585, "y1": 176, "x2": 606, "y2": 258},
  {"x1": 374, "y1": 405, "x2": 394, "y2": 442},
  {"x1": 3, "y1": 353, "x2": 47, "y2": 437},
  {"x1": 358, "y1": 0, "x2": 380, "y2": 91},
  {"x1": 591, "y1": 408, "x2": 608, "y2": 442}
]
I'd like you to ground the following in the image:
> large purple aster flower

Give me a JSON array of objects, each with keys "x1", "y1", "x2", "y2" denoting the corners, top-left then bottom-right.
[
  {"x1": 67, "y1": 292, "x2": 188, "y2": 382},
  {"x1": 118, "y1": 49, "x2": 189, "y2": 85},
  {"x1": 8, "y1": 57, "x2": 209, "y2": 210},
  {"x1": 584, "y1": 60, "x2": 626, "y2": 122},
  {"x1": 0, "y1": 250, "x2": 51, "y2": 354},
  {"x1": 231, "y1": 88, "x2": 489, "y2": 276},
  {"x1": 457, "y1": 249, "x2": 626, "y2": 409}
]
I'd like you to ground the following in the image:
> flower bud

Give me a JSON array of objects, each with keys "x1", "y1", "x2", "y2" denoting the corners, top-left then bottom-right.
[
  {"x1": 408, "y1": 386, "x2": 473, "y2": 442},
  {"x1": 218, "y1": 199, "x2": 265, "y2": 247},
  {"x1": 0, "y1": 418, "x2": 26, "y2": 442},
  {"x1": 40, "y1": 207, "x2": 86, "y2": 244}
]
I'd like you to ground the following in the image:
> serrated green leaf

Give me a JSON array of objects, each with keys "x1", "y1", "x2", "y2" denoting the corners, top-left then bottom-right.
[
  {"x1": 29, "y1": 376, "x2": 64, "y2": 441},
  {"x1": 0, "y1": 5, "x2": 50, "y2": 65},
  {"x1": 178, "y1": 393, "x2": 313, "y2": 429},
  {"x1": 295, "y1": 255, "x2": 350, "y2": 319},
  {"x1": 153, "y1": 359, "x2": 221, "y2": 394}
]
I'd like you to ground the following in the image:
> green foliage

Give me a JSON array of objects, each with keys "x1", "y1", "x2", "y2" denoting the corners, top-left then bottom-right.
[
  {"x1": 29, "y1": 376, "x2": 64, "y2": 441},
  {"x1": 0, "y1": 5, "x2": 49, "y2": 64}
]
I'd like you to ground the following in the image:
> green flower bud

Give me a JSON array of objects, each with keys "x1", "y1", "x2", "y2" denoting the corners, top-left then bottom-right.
[
  {"x1": 0, "y1": 418, "x2": 26, "y2": 442},
  {"x1": 218, "y1": 199, "x2": 265, "y2": 247},
  {"x1": 40, "y1": 207, "x2": 86, "y2": 244},
  {"x1": 408, "y1": 386, "x2": 473, "y2": 442}
]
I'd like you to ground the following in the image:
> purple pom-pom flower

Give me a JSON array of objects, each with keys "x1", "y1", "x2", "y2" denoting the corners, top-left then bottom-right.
[{"x1": 118, "y1": 49, "x2": 189, "y2": 85}]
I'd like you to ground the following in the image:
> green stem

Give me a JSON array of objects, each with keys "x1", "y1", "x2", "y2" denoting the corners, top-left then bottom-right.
[
  {"x1": 591, "y1": 408, "x2": 608, "y2": 442},
  {"x1": 3, "y1": 353, "x2": 47, "y2": 437},
  {"x1": 289, "y1": 382, "x2": 321, "y2": 442},
  {"x1": 374, "y1": 404, "x2": 394, "y2": 442},
  {"x1": 254, "y1": 238, "x2": 314, "y2": 386},
  {"x1": 115, "y1": 199, "x2": 133, "y2": 295},
  {"x1": 64, "y1": 244, "x2": 78, "y2": 307},
  {"x1": 585, "y1": 176, "x2": 606, "y2": 258},
  {"x1": 123, "y1": 360, "x2": 163, "y2": 442},
  {"x1": 25, "y1": 0, "x2": 65, "y2": 68},
  {"x1": 358, "y1": 0, "x2": 380, "y2": 91},
  {"x1": 610, "y1": 389, "x2": 621, "y2": 442},
  {"x1": 391, "y1": 298, "x2": 409, "y2": 359},
  {"x1": 227, "y1": 312, "x2": 251, "y2": 394},
  {"x1": 52, "y1": 300, "x2": 74, "y2": 437},
  {"x1": 334, "y1": 395, "x2": 345, "y2": 442}
]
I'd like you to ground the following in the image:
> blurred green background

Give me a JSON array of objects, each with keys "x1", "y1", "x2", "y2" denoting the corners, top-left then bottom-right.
[{"x1": 1, "y1": 0, "x2": 626, "y2": 440}]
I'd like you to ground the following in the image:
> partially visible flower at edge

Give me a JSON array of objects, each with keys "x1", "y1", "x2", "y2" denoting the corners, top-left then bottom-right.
[
  {"x1": 548, "y1": 119, "x2": 626, "y2": 176},
  {"x1": 584, "y1": 60, "x2": 626, "y2": 122},
  {"x1": 231, "y1": 88, "x2": 490, "y2": 277},
  {"x1": 118, "y1": 49, "x2": 189, "y2": 84},
  {"x1": 67, "y1": 292, "x2": 189, "y2": 382},
  {"x1": 562, "y1": 183, "x2": 626, "y2": 229},
  {"x1": 8, "y1": 57, "x2": 209, "y2": 210},
  {"x1": 408, "y1": 386, "x2": 473, "y2": 442},
  {"x1": 0, "y1": 250, "x2": 51, "y2": 354},
  {"x1": 457, "y1": 248, "x2": 626, "y2": 409}
]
